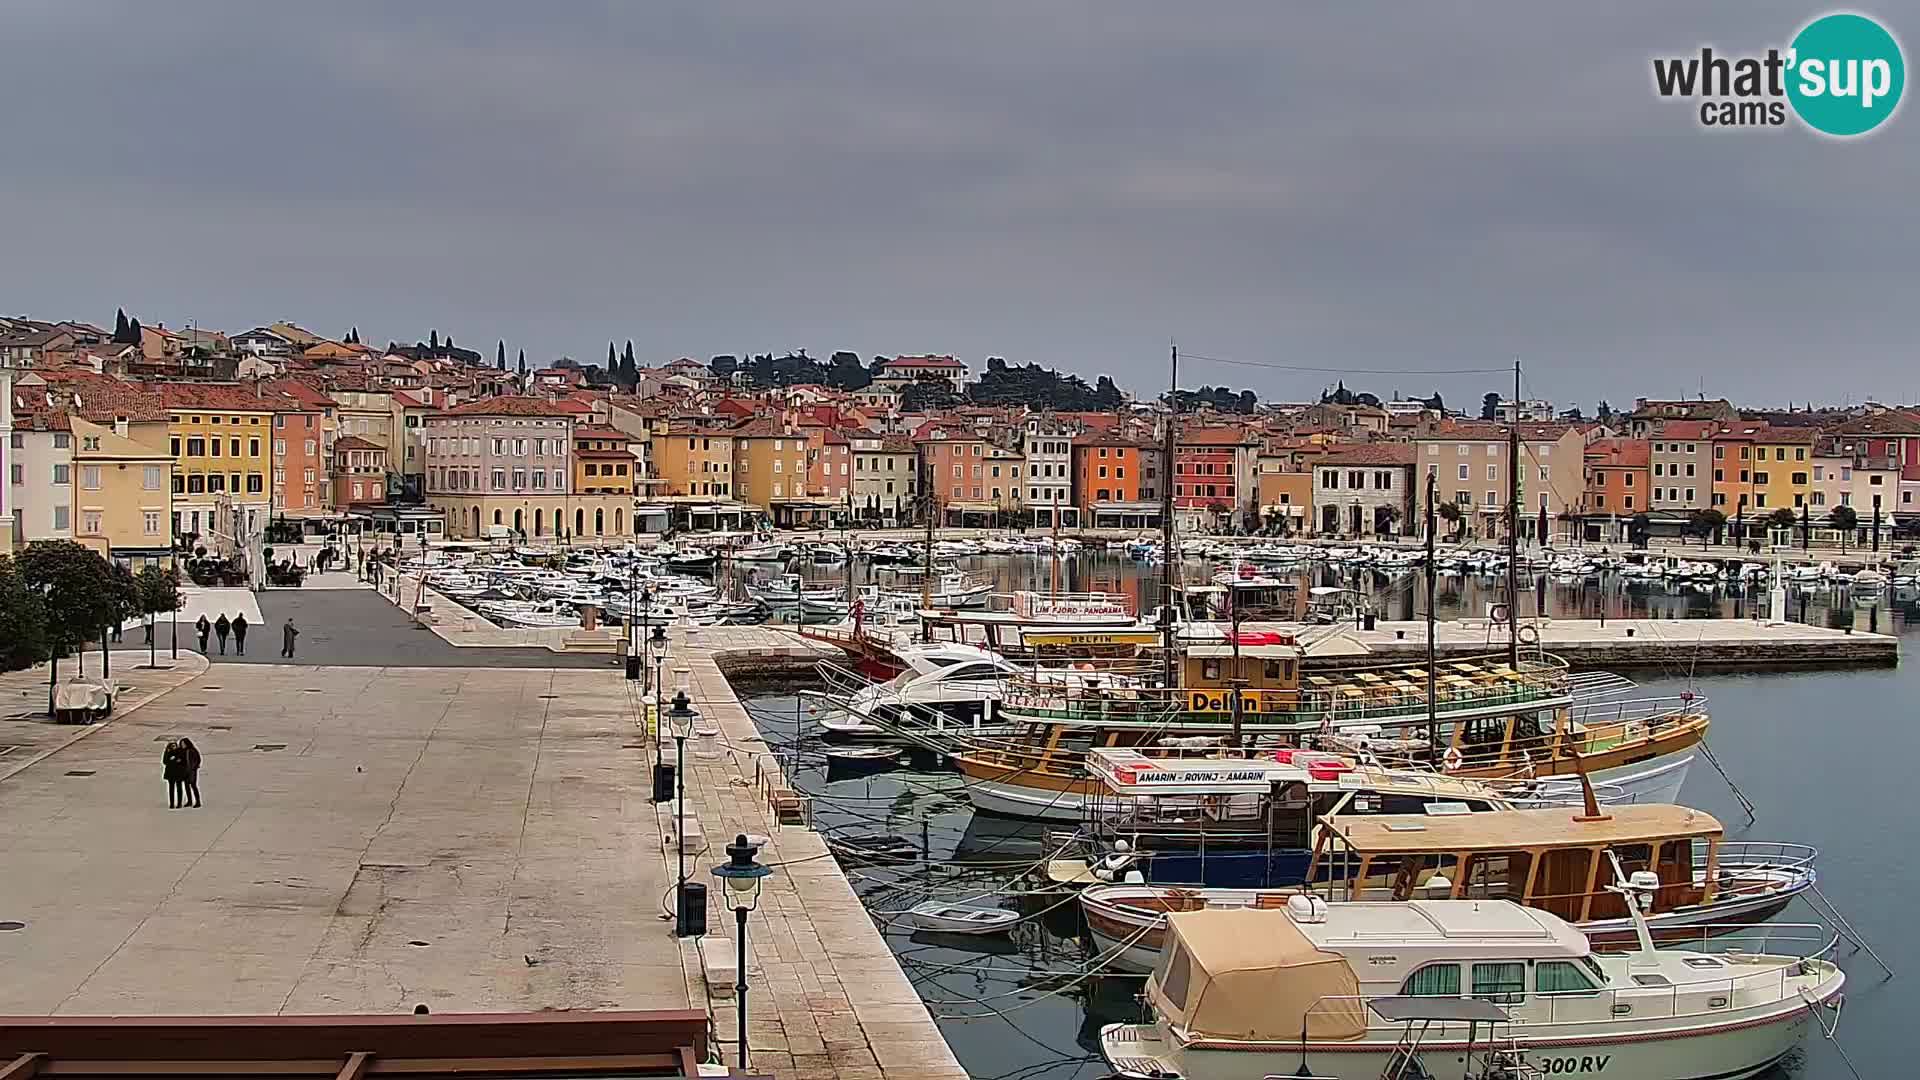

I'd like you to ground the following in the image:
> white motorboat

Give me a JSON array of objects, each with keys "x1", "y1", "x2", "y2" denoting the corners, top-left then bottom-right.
[
  {"x1": 730, "y1": 541, "x2": 791, "y2": 563},
  {"x1": 754, "y1": 573, "x2": 842, "y2": 605},
  {"x1": 815, "y1": 642, "x2": 1019, "y2": 738},
  {"x1": 877, "y1": 566, "x2": 992, "y2": 608},
  {"x1": 905, "y1": 900, "x2": 1019, "y2": 935},
  {"x1": 1100, "y1": 891, "x2": 1844, "y2": 1080}
]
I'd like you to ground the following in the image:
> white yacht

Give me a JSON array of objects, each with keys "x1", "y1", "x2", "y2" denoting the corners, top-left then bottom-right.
[
  {"x1": 816, "y1": 642, "x2": 1018, "y2": 738},
  {"x1": 1100, "y1": 894, "x2": 1843, "y2": 1080}
]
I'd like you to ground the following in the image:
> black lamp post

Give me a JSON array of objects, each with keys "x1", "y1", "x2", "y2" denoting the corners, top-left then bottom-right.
[
  {"x1": 670, "y1": 689, "x2": 697, "y2": 938},
  {"x1": 650, "y1": 623, "x2": 667, "y2": 726},
  {"x1": 709, "y1": 834, "x2": 773, "y2": 1071}
]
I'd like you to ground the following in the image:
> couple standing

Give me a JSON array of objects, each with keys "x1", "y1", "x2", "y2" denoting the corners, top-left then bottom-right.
[{"x1": 163, "y1": 738, "x2": 202, "y2": 808}]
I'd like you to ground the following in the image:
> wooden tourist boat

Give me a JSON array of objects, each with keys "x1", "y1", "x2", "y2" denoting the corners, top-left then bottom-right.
[
  {"x1": 944, "y1": 639, "x2": 1704, "y2": 821},
  {"x1": 1080, "y1": 803, "x2": 1816, "y2": 971}
]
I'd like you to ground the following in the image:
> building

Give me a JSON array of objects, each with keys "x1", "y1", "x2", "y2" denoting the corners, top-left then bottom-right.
[
  {"x1": 1648, "y1": 420, "x2": 1712, "y2": 515},
  {"x1": 1313, "y1": 444, "x2": 1415, "y2": 538},
  {"x1": 7, "y1": 408, "x2": 73, "y2": 543},
  {"x1": 1073, "y1": 429, "x2": 1160, "y2": 529},
  {"x1": 803, "y1": 426, "x2": 852, "y2": 509},
  {"x1": 329, "y1": 436, "x2": 388, "y2": 509},
  {"x1": 1173, "y1": 425, "x2": 1255, "y2": 530},
  {"x1": 1579, "y1": 438, "x2": 1651, "y2": 542},
  {"x1": 0, "y1": 358, "x2": 10, "y2": 550},
  {"x1": 1413, "y1": 421, "x2": 1590, "y2": 543},
  {"x1": 424, "y1": 396, "x2": 587, "y2": 540},
  {"x1": 159, "y1": 383, "x2": 276, "y2": 544},
  {"x1": 1811, "y1": 434, "x2": 1901, "y2": 524},
  {"x1": 1708, "y1": 422, "x2": 1818, "y2": 525},
  {"x1": 654, "y1": 423, "x2": 737, "y2": 500},
  {"x1": 1494, "y1": 399, "x2": 1556, "y2": 423},
  {"x1": 69, "y1": 417, "x2": 174, "y2": 565},
  {"x1": 1830, "y1": 411, "x2": 1920, "y2": 524},
  {"x1": 266, "y1": 385, "x2": 329, "y2": 519},
  {"x1": 1622, "y1": 397, "x2": 1739, "y2": 439},
  {"x1": 848, "y1": 431, "x2": 918, "y2": 523},
  {"x1": 874, "y1": 354, "x2": 966, "y2": 390},
  {"x1": 729, "y1": 419, "x2": 825, "y2": 526},
  {"x1": 1023, "y1": 414, "x2": 1081, "y2": 527}
]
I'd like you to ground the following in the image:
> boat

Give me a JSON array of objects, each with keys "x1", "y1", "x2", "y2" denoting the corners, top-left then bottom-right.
[
  {"x1": 813, "y1": 642, "x2": 1020, "y2": 739},
  {"x1": 753, "y1": 573, "x2": 842, "y2": 605},
  {"x1": 945, "y1": 640, "x2": 1702, "y2": 821},
  {"x1": 878, "y1": 565, "x2": 993, "y2": 608},
  {"x1": 904, "y1": 900, "x2": 1020, "y2": 935},
  {"x1": 730, "y1": 541, "x2": 791, "y2": 563},
  {"x1": 663, "y1": 549, "x2": 717, "y2": 573},
  {"x1": 1098, "y1": 891, "x2": 1844, "y2": 1080},
  {"x1": 825, "y1": 745, "x2": 903, "y2": 777},
  {"x1": 1081, "y1": 802, "x2": 1816, "y2": 970}
]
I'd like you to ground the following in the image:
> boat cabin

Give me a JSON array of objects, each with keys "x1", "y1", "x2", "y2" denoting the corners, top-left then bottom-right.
[
  {"x1": 1309, "y1": 803, "x2": 1723, "y2": 923},
  {"x1": 1180, "y1": 634, "x2": 1302, "y2": 713}
]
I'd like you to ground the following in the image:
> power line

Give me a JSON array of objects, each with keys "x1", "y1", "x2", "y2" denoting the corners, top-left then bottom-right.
[{"x1": 1178, "y1": 352, "x2": 1509, "y2": 376}]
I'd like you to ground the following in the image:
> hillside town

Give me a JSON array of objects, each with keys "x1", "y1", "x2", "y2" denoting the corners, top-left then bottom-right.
[{"x1": 4, "y1": 311, "x2": 1918, "y2": 569}]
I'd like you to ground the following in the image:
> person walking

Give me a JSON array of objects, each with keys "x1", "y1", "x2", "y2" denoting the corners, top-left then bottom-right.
[
  {"x1": 281, "y1": 618, "x2": 300, "y2": 658},
  {"x1": 179, "y1": 737, "x2": 202, "y2": 808},
  {"x1": 232, "y1": 613, "x2": 249, "y2": 656},
  {"x1": 213, "y1": 614, "x2": 231, "y2": 655},
  {"x1": 195, "y1": 614, "x2": 211, "y2": 653},
  {"x1": 163, "y1": 740, "x2": 187, "y2": 808}
]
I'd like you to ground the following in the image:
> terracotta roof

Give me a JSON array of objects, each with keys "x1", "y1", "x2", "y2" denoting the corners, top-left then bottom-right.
[
  {"x1": 1179, "y1": 425, "x2": 1256, "y2": 446},
  {"x1": 1428, "y1": 419, "x2": 1582, "y2": 442},
  {"x1": 439, "y1": 395, "x2": 582, "y2": 418},
  {"x1": 1655, "y1": 419, "x2": 1717, "y2": 439},
  {"x1": 1584, "y1": 438, "x2": 1650, "y2": 467},
  {"x1": 883, "y1": 354, "x2": 965, "y2": 369},
  {"x1": 332, "y1": 436, "x2": 384, "y2": 452},
  {"x1": 156, "y1": 382, "x2": 281, "y2": 412},
  {"x1": 1708, "y1": 422, "x2": 1819, "y2": 444},
  {"x1": 573, "y1": 424, "x2": 628, "y2": 440},
  {"x1": 263, "y1": 378, "x2": 338, "y2": 410},
  {"x1": 1074, "y1": 428, "x2": 1151, "y2": 449},
  {"x1": 1318, "y1": 443, "x2": 1416, "y2": 466},
  {"x1": 1834, "y1": 410, "x2": 1920, "y2": 437},
  {"x1": 728, "y1": 416, "x2": 790, "y2": 439},
  {"x1": 28, "y1": 371, "x2": 169, "y2": 422}
]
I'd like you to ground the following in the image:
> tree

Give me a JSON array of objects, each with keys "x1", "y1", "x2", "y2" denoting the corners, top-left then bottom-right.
[
  {"x1": 901, "y1": 378, "x2": 961, "y2": 412},
  {"x1": 113, "y1": 308, "x2": 131, "y2": 342},
  {"x1": 1481, "y1": 393, "x2": 1500, "y2": 420},
  {"x1": 1687, "y1": 508, "x2": 1726, "y2": 548},
  {"x1": 1765, "y1": 507, "x2": 1797, "y2": 537},
  {"x1": 133, "y1": 564, "x2": 183, "y2": 669},
  {"x1": 347, "y1": 326, "x2": 360, "y2": 344},
  {"x1": 1596, "y1": 400, "x2": 1614, "y2": 422},
  {"x1": 0, "y1": 554, "x2": 48, "y2": 674},
  {"x1": 497, "y1": 340, "x2": 507, "y2": 369},
  {"x1": 1422, "y1": 391, "x2": 1445, "y2": 412},
  {"x1": 607, "y1": 341, "x2": 617, "y2": 372},
  {"x1": 517, "y1": 349, "x2": 527, "y2": 376},
  {"x1": 1829, "y1": 504, "x2": 1859, "y2": 551},
  {"x1": 1095, "y1": 375, "x2": 1123, "y2": 410},
  {"x1": 127, "y1": 317, "x2": 143, "y2": 344},
  {"x1": 18, "y1": 541, "x2": 119, "y2": 718},
  {"x1": 1628, "y1": 512, "x2": 1652, "y2": 548},
  {"x1": 1437, "y1": 500, "x2": 1466, "y2": 541},
  {"x1": 429, "y1": 329, "x2": 439, "y2": 350}
]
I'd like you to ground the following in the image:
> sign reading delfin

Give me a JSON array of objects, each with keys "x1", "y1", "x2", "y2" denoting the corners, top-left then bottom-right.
[{"x1": 1187, "y1": 688, "x2": 1302, "y2": 714}]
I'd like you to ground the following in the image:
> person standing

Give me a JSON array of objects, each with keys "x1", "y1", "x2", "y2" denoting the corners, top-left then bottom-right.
[
  {"x1": 195, "y1": 614, "x2": 211, "y2": 653},
  {"x1": 179, "y1": 737, "x2": 202, "y2": 808},
  {"x1": 163, "y1": 740, "x2": 187, "y2": 808},
  {"x1": 213, "y1": 613, "x2": 231, "y2": 655},
  {"x1": 232, "y1": 613, "x2": 249, "y2": 656},
  {"x1": 282, "y1": 618, "x2": 300, "y2": 658}
]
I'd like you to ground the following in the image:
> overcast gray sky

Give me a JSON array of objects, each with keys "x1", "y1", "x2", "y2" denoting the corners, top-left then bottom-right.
[{"x1": 2, "y1": 2, "x2": 1914, "y2": 408}]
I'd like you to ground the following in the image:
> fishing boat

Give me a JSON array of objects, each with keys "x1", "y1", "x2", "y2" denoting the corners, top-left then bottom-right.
[
  {"x1": 904, "y1": 900, "x2": 1020, "y2": 935},
  {"x1": 1099, "y1": 890, "x2": 1844, "y2": 1080},
  {"x1": 753, "y1": 573, "x2": 842, "y2": 605},
  {"x1": 877, "y1": 565, "x2": 993, "y2": 608},
  {"x1": 1081, "y1": 803, "x2": 1816, "y2": 970},
  {"x1": 942, "y1": 638, "x2": 1702, "y2": 821}
]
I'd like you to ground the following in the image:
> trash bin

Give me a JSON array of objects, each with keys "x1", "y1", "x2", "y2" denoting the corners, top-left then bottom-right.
[
  {"x1": 1363, "y1": 613, "x2": 1377, "y2": 631},
  {"x1": 676, "y1": 881, "x2": 708, "y2": 937},
  {"x1": 652, "y1": 762, "x2": 675, "y2": 804},
  {"x1": 625, "y1": 654, "x2": 643, "y2": 680}
]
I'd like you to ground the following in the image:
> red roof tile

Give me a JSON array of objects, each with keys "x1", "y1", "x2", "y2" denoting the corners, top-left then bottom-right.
[{"x1": 439, "y1": 395, "x2": 582, "y2": 418}]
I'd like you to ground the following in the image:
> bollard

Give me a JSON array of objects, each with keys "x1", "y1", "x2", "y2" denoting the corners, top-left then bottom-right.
[{"x1": 1625, "y1": 628, "x2": 1635, "y2": 638}]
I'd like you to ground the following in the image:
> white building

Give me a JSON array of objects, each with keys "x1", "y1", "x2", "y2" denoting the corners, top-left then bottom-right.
[
  {"x1": 1023, "y1": 414, "x2": 1081, "y2": 527},
  {"x1": 7, "y1": 408, "x2": 73, "y2": 543}
]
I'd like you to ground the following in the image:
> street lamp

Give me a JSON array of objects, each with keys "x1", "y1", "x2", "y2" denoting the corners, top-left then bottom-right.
[
  {"x1": 650, "y1": 623, "x2": 667, "y2": 731},
  {"x1": 669, "y1": 689, "x2": 698, "y2": 938},
  {"x1": 709, "y1": 833, "x2": 773, "y2": 1071}
]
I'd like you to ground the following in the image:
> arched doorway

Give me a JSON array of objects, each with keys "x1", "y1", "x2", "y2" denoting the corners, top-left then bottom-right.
[
  {"x1": 595, "y1": 508, "x2": 604, "y2": 535},
  {"x1": 494, "y1": 509, "x2": 503, "y2": 525},
  {"x1": 472, "y1": 507, "x2": 481, "y2": 536},
  {"x1": 614, "y1": 508, "x2": 624, "y2": 535},
  {"x1": 513, "y1": 509, "x2": 523, "y2": 533},
  {"x1": 534, "y1": 508, "x2": 545, "y2": 536},
  {"x1": 576, "y1": 508, "x2": 585, "y2": 537}
]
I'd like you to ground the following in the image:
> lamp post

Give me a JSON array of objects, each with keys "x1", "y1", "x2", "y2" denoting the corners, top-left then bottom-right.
[
  {"x1": 710, "y1": 834, "x2": 773, "y2": 1071},
  {"x1": 650, "y1": 623, "x2": 667, "y2": 732},
  {"x1": 669, "y1": 689, "x2": 697, "y2": 938}
]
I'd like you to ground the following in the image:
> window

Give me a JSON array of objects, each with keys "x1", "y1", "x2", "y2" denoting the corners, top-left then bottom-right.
[
  {"x1": 249, "y1": 438, "x2": 260, "y2": 457},
  {"x1": 1324, "y1": 471, "x2": 1339, "y2": 489},
  {"x1": 53, "y1": 506, "x2": 69, "y2": 531},
  {"x1": 1539, "y1": 465, "x2": 1550, "y2": 482},
  {"x1": 81, "y1": 466, "x2": 101, "y2": 490},
  {"x1": 186, "y1": 475, "x2": 204, "y2": 494},
  {"x1": 1776, "y1": 447, "x2": 1786, "y2": 461},
  {"x1": 1754, "y1": 471, "x2": 1768, "y2": 485},
  {"x1": 1457, "y1": 444, "x2": 1468, "y2": 456},
  {"x1": 207, "y1": 474, "x2": 226, "y2": 493},
  {"x1": 1486, "y1": 464, "x2": 1497, "y2": 481},
  {"x1": 1623, "y1": 473, "x2": 1634, "y2": 487},
  {"x1": 1623, "y1": 495, "x2": 1634, "y2": 509},
  {"x1": 1457, "y1": 464, "x2": 1468, "y2": 480},
  {"x1": 1796, "y1": 447, "x2": 1806, "y2": 461},
  {"x1": 1485, "y1": 490, "x2": 1497, "y2": 506},
  {"x1": 1871, "y1": 473, "x2": 1884, "y2": 485},
  {"x1": 1653, "y1": 462, "x2": 1663, "y2": 476},
  {"x1": 230, "y1": 439, "x2": 240, "y2": 457},
  {"x1": 1791, "y1": 472, "x2": 1807, "y2": 485},
  {"x1": 1426, "y1": 444, "x2": 1438, "y2": 456},
  {"x1": 1685, "y1": 463, "x2": 1695, "y2": 476},
  {"x1": 1840, "y1": 491, "x2": 1852, "y2": 507},
  {"x1": 82, "y1": 510, "x2": 101, "y2": 534},
  {"x1": 1472, "y1": 962, "x2": 1526, "y2": 1004},
  {"x1": 1756, "y1": 494, "x2": 1768, "y2": 507},
  {"x1": 144, "y1": 511, "x2": 162, "y2": 535},
  {"x1": 52, "y1": 463, "x2": 70, "y2": 485},
  {"x1": 1714, "y1": 445, "x2": 1725, "y2": 459},
  {"x1": 1535, "y1": 961, "x2": 1599, "y2": 995},
  {"x1": 1685, "y1": 487, "x2": 1695, "y2": 502},
  {"x1": 52, "y1": 432, "x2": 70, "y2": 449},
  {"x1": 1401, "y1": 964, "x2": 1460, "y2": 997}
]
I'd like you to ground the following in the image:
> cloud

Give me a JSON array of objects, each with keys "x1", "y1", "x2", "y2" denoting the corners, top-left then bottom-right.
[{"x1": 0, "y1": 0, "x2": 1914, "y2": 405}]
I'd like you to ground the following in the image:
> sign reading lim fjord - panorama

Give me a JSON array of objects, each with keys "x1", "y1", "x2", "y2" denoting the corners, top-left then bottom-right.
[{"x1": 1652, "y1": 11, "x2": 1904, "y2": 136}]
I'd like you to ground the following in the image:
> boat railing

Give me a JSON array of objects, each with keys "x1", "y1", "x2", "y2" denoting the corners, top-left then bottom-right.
[
  {"x1": 1705, "y1": 842, "x2": 1821, "y2": 892},
  {"x1": 1293, "y1": 927, "x2": 1839, "y2": 1035},
  {"x1": 1566, "y1": 693, "x2": 1711, "y2": 736}
]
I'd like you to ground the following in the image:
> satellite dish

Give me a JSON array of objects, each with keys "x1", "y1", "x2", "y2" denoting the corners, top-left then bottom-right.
[{"x1": 71, "y1": 393, "x2": 83, "y2": 411}]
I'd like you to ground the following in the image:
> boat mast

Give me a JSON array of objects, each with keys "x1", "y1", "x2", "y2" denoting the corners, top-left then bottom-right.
[
  {"x1": 922, "y1": 453, "x2": 935, "y2": 614},
  {"x1": 1050, "y1": 487, "x2": 1061, "y2": 597},
  {"x1": 1506, "y1": 357, "x2": 1521, "y2": 669},
  {"x1": 1424, "y1": 468, "x2": 1439, "y2": 766},
  {"x1": 1160, "y1": 342, "x2": 1179, "y2": 689}
]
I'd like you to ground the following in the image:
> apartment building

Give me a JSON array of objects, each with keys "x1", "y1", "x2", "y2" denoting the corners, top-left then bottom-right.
[
  {"x1": 158, "y1": 383, "x2": 276, "y2": 543},
  {"x1": 1648, "y1": 420, "x2": 1712, "y2": 513},
  {"x1": 1313, "y1": 444, "x2": 1414, "y2": 538},
  {"x1": 1708, "y1": 423, "x2": 1817, "y2": 521},
  {"x1": 848, "y1": 431, "x2": 918, "y2": 523},
  {"x1": 1412, "y1": 421, "x2": 1589, "y2": 543},
  {"x1": 1073, "y1": 429, "x2": 1161, "y2": 529},
  {"x1": 1580, "y1": 438, "x2": 1651, "y2": 542},
  {"x1": 1023, "y1": 414, "x2": 1081, "y2": 527},
  {"x1": 424, "y1": 396, "x2": 585, "y2": 540}
]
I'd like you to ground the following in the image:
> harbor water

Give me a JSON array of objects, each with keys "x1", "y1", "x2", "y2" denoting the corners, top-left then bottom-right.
[{"x1": 739, "y1": 551, "x2": 1915, "y2": 1080}]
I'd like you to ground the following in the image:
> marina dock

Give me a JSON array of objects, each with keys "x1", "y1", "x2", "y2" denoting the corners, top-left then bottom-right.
[{"x1": 1298, "y1": 616, "x2": 1899, "y2": 670}]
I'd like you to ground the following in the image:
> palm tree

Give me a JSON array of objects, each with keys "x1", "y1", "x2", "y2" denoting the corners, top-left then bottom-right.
[{"x1": 1829, "y1": 505, "x2": 1859, "y2": 551}]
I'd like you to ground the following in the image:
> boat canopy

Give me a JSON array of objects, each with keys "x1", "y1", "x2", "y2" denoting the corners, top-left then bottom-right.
[
  {"x1": 1149, "y1": 909, "x2": 1366, "y2": 1042},
  {"x1": 1325, "y1": 803, "x2": 1723, "y2": 855}
]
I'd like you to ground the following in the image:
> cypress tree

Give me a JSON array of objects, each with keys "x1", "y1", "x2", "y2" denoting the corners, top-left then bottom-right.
[
  {"x1": 128, "y1": 317, "x2": 143, "y2": 344},
  {"x1": 517, "y1": 349, "x2": 527, "y2": 376},
  {"x1": 497, "y1": 340, "x2": 506, "y2": 369},
  {"x1": 429, "y1": 329, "x2": 439, "y2": 350},
  {"x1": 113, "y1": 309, "x2": 129, "y2": 341},
  {"x1": 608, "y1": 342, "x2": 617, "y2": 370}
]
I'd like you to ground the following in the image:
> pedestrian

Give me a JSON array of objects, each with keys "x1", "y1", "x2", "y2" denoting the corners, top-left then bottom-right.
[
  {"x1": 111, "y1": 618, "x2": 123, "y2": 643},
  {"x1": 282, "y1": 618, "x2": 299, "y2": 658},
  {"x1": 214, "y1": 613, "x2": 231, "y2": 655},
  {"x1": 179, "y1": 736, "x2": 202, "y2": 808},
  {"x1": 232, "y1": 613, "x2": 249, "y2": 655},
  {"x1": 163, "y1": 740, "x2": 187, "y2": 809},
  {"x1": 195, "y1": 614, "x2": 211, "y2": 653}
]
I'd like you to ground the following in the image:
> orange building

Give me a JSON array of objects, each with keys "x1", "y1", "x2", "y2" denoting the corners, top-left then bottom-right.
[
  {"x1": 1581, "y1": 438, "x2": 1650, "y2": 541},
  {"x1": 1073, "y1": 429, "x2": 1160, "y2": 528}
]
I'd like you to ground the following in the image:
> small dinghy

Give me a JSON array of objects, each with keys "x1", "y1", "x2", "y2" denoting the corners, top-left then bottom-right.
[
  {"x1": 825, "y1": 746, "x2": 903, "y2": 777},
  {"x1": 906, "y1": 900, "x2": 1019, "y2": 935}
]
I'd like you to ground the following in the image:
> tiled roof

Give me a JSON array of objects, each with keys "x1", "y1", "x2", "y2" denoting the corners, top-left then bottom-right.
[
  {"x1": 332, "y1": 436, "x2": 384, "y2": 452},
  {"x1": 1655, "y1": 419, "x2": 1717, "y2": 439},
  {"x1": 884, "y1": 354, "x2": 965, "y2": 369},
  {"x1": 573, "y1": 424, "x2": 628, "y2": 440},
  {"x1": 1584, "y1": 438, "x2": 1651, "y2": 467},
  {"x1": 29, "y1": 371, "x2": 170, "y2": 421},
  {"x1": 1179, "y1": 425, "x2": 1255, "y2": 446},
  {"x1": 439, "y1": 395, "x2": 582, "y2": 418},
  {"x1": 1073, "y1": 427, "x2": 1151, "y2": 449},
  {"x1": 1319, "y1": 443, "x2": 1416, "y2": 466},
  {"x1": 1834, "y1": 410, "x2": 1920, "y2": 436},
  {"x1": 156, "y1": 382, "x2": 282, "y2": 412}
]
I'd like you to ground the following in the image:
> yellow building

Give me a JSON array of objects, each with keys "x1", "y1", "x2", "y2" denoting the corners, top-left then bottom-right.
[
  {"x1": 655, "y1": 424, "x2": 737, "y2": 499},
  {"x1": 71, "y1": 417, "x2": 174, "y2": 564},
  {"x1": 159, "y1": 384, "x2": 276, "y2": 542},
  {"x1": 729, "y1": 420, "x2": 812, "y2": 511},
  {"x1": 1709, "y1": 422, "x2": 1817, "y2": 521}
]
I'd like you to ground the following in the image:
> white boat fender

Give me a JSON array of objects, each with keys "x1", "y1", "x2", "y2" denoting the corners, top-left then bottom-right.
[{"x1": 1092, "y1": 840, "x2": 1135, "y2": 883}]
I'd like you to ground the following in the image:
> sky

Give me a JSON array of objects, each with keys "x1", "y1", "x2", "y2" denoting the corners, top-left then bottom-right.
[{"x1": 2, "y1": 2, "x2": 1915, "y2": 409}]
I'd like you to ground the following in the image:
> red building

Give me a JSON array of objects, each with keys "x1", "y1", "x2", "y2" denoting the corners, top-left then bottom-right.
[{"x1": 331, "y1": 436, "x2": 389, "y2": 507}]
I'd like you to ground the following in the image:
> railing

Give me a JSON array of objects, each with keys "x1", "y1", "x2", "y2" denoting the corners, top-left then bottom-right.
[
  {"x1": 998, "y1": 673, "x2": 1572, "y2": 731},
  {"x1": 1283, "y1": 925, "x2": 1840, "y2": 1037}
]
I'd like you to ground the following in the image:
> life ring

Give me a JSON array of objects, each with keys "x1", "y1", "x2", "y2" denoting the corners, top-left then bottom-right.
[
  {"x1": 1442, "y1": 746, "x2": 1464, "y2": 772},
  {"x1": 1517, "y1": 624, "x2": 1540, "y2": 645},
  {"x1": 1488, "y1": 603, "x2": 1511, "y2": 624}
]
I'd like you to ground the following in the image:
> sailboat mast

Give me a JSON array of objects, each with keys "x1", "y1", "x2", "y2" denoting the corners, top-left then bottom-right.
[
  {"x1": 1050, "y1": 488, "x2": 1061, "y2": 596},
  {"x1": 1425, "y1": 469, "x2": 1439, "y2": 766},
  {"x1": 1506, "y1": 357, "x2": 1521, "y2": 668},
  {"x1": 1160, "y1": 342, "x2": 1180, "y2": 689}
]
